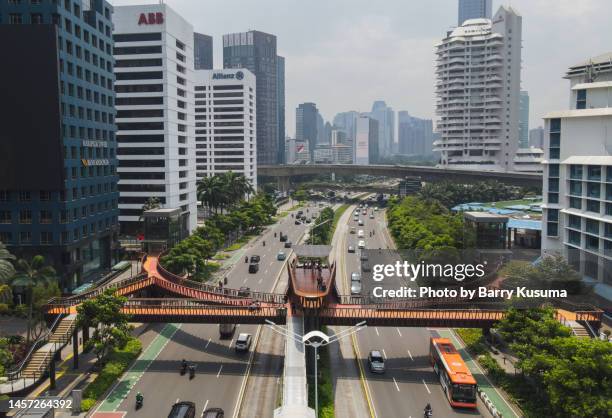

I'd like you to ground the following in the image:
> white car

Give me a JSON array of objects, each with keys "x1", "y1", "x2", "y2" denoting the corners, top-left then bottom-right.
[
  {"x1": 358, "y1": 240, "x2": 365, "y2": 249},
  {"x1": 357, "y1": 230, "x2": 365, "y2": 238},
  {"x1": 358, "y1": 220, "x2": 364, "y2": 226}
]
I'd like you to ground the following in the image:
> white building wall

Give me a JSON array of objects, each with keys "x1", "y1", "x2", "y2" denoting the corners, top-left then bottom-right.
[
  {"x1": 193, "y1": 69, "x2": 257, "y2": 190},
  {"x1": 113, "y1": 4, "x2": 197, "y2": 233}
]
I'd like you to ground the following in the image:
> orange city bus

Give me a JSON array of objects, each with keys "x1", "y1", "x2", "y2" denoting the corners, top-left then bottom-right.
[{"x1": 429, "y1": 337, "x2": 478, "y2": 409}]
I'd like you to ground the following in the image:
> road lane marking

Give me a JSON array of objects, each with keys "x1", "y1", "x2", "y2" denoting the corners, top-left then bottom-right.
[
  {"x1": 374, "y1": 327, "x2": 379, "y2": 336},
  {"x1": 242, "y1": 278, "x2": 247, "y2": 284},
  {"x1": 258, "y1": 278, "x2": 263, "y2": 284},
  {"x1": 264, "y1": 269, "x2": 269, "y2": 274},
  {"x1": 407, "y1": 349, "x2": 413, "y2": 361},
  {"x1": 382, "y1": 349, "x2": 387, "y2": 359},
  {"x1": 422, "y1": 379, "x2": 431, "y2": 394},
  {"x1": 229, "y1": 338, "x2": 234, "y2": 349},
  {"x1": 216, "y1": 365, "x2": 223, "y2": 378},
  {"x1": 269, "y1": 261, "x2": 274, "y2": 266},
  {"x1": 205, "y1": 337, "x2": 211, "y2": 349},
  {"x1": 396, "y1": 328, "x2": 402, "y2": 337},
  {"x1": 393, "y1": 377, "x2": 400, "y2": 392},
  {"x1": 201, "y1": 399, "x2": 209, "y2": 416}
]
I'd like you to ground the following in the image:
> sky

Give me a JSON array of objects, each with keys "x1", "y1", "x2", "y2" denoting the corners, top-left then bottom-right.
[{"x1": 110, "y1": 0, "x2": 612, "y2": 137}]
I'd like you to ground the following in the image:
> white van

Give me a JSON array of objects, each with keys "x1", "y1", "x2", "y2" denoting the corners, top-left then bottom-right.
[
  {"x1": 358, "y1": 240, "x2": 365, "y2": 249},
  {"x1": 357, "y1": 229, "x2": 365, "y2": 238}
]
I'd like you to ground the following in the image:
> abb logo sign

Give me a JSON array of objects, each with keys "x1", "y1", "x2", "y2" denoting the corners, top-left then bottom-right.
[{"x1": 138, "y1": 12, "x2": 164, "y2": 25}]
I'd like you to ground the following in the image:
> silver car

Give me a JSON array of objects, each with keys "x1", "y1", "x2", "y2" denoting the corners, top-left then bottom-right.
[{"x1": 368, "y1": 350, "x2": 385, "y2": 373}]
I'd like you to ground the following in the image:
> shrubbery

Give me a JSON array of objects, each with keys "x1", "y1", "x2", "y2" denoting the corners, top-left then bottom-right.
[{"x1": 81, "y1": 338, "x2": 142, "y2": 411}]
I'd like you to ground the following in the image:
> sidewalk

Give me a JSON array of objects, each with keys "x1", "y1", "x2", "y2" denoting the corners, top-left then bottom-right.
[{"x1": 439, "y1": 329, "x2": 522, "y2": 418}]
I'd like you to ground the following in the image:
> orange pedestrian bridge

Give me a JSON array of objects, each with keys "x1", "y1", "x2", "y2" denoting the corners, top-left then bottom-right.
[{"x1": 43, "y1": 253, "x2": 603, "y2": 330}]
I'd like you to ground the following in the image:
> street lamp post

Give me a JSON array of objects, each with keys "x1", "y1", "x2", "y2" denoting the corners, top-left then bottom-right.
[
  {"x1": 310, "y1": 218, "x2": 331, "y2": 245},
  {"x1": 266, "y1": 320, "x2": 366, "y2": 417}
]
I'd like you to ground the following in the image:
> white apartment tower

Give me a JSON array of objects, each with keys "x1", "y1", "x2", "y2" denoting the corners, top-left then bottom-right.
[
  {"x1": 113, "y1": 4, "x2": 197, "y2": 234},
  {"x1": 542, "y1": 53, "x2": 612, "y2": 298},
  {"x1": 434, "y1": 6, "x2": 522, "y2": 171},
  {"x1": 193, "y1": 69, "x2": 257, "y2": 189}
]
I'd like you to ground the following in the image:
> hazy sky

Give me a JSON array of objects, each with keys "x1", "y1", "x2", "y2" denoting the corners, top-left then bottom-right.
[{"x1": 111, "y1": 0, "x2": 612, "y2": 137}]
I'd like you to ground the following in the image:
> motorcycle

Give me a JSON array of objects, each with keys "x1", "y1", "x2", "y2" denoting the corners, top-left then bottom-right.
[
  {"x1": 135, "y1": 393, "x2": 143, "y2": 409},
  {"x1": 189, "y1": 365, "x2": 196, "y2": 379},
  {"x1": 180, "y1": 360, "x2": 187, "y2": 375},
  {"x1": 424, "y1": 412, "x2": 432, "y2": 418}
]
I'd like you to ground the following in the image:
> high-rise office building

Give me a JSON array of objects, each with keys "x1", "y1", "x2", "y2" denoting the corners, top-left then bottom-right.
[
  {"x1": 194, "y1": 32, "x2": 213, "y2": 70},
  {"x1": 541, "y1": 53, "x2": 612, "y2": 298},
  {"x1": 458, "y1": 0, "x2": 492, "y2": 26},
  {"x1": 0, "y1": 0, "x2": 118, "y2": 290},
  {"x1": 434, "y1": 6, "x2": 522, "y2": 171},
  {"x1": 113, "y1": 4, "x2": 197, "y2": 236},
  {"x1": 398, "y1": 111, "x2": 434, "y2": 156},
  {"x1": 529, "y1": 127, "x2": 544, "y2": 148},
  {"x1": 354, "y1": 116, "x2": 379, "y2": 165},
  {"x1": 277, "y1": 56, "x2": 286, "y2": 164},
  {"x1": 296, "y1": 103, "x2": 319, "y2": 161},
  {"x1": 333, "y1": 111, "x2": 359, "y2": 143},
  {"x1": 519, "y1": 90, "x2": 530, "y2": 148},
  {"x1": 369, "y1": 101, "x2": 395, "y2": 158},
  {"x1": 193, "y1": 69, "x2": 257, "y2": 189},
  {"x1": 223, "y1": 30, "x2": 280, "y2": 165},
  {"x1": 316, "y1": 112, "x2": 325, "y2": 145}
]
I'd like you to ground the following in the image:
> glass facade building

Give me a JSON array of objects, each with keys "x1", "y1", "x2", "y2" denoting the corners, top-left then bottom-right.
[
  {"x1": 223, "y1": 30, "x2": 280, "y2": 165},
  {"x1": 458, "y1": 0, "x2": 492, "y2": 26},
  {"x1": 0, "y1": 0, "x2": 119, "y2": 291}
]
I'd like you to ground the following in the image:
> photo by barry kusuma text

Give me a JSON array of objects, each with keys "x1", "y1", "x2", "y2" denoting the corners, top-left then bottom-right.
[{"x1": 353, "y1": 248, "x2": 599, "y2": 308}]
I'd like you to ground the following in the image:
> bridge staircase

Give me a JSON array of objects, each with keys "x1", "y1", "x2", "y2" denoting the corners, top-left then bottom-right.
[{"x1": 0, "y1": 314, "x2": 77, "y2": 395}]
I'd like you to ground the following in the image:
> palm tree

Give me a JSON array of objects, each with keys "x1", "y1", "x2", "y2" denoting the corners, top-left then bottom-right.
[
  {"x1": 11, "y1": 255, "x2": 56, "y2": 343},
  {"x1": 0, "y1": 241, "x2": 15, "y2": 283}
]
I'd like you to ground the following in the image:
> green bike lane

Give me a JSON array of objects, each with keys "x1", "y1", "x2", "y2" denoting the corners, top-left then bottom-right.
[
  {"x1": 95, "y1": 323, "x2": 182, "y2": 413},
  {"x1": 438, "y1": 329, "x2": 522, "y2": 418}
]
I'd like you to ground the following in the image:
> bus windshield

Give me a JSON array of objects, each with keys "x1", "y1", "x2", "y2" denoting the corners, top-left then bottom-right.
[{"x1": 452, "y1": 384, "x2": 476, "y2": 402}]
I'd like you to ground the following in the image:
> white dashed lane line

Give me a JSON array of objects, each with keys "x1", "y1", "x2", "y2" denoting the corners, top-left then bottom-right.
[
  {"x1": 393, "y1": 377, "x2": 400, "y2": 392},
  {"x1": 396, "y1": 328, "x2": 402, "y2": 337},
  {"x1": 407, "y1": 349, "x2": 413, "y2": 361},
  {"x1": 216, "y1": 365, "x2": 223, "y2": 378},
  {"x1": 422, "y1": 379, "x2": 431, "y2": 394}
]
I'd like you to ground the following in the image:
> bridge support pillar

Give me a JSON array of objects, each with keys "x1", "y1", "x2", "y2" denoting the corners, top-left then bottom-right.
[
  {"x1": 49, "y1": 356, "x2": 56, "y2": 390},
  {"x1": 277, "y1": 176, "x2": 290, "y2": 193},
  {"x1": 331, "y1": 172, "x2": 336, "y2": 182},
  {"x1": 72, "y1": 331, "x2": 79, "y2": 370}
]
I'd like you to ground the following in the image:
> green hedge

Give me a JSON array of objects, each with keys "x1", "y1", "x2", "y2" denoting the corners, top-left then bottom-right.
[{"x1": 81, "y1": 338, "x2": 142, "y2": 411}]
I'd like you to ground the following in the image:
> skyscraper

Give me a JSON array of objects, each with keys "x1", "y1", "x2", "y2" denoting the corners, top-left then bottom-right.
[
  {"x1": 529, "y1": 127, "x2": 544, "y2": 148},
  {"x1": 277, "y1": 56, "x2": 286, "y2": 164},
  {"x1": 434, "y1": 6, "x2": 522, "y2": 171},
  {"x1": 458, "y1": 0, "x2": 492, "y2": 25},
  {"x1": 519, "y1": 91, "x2": 530, "y2": 148},
  {"x1": 194, "y1": 32, "x2": 213, "y2": 70},
  {"x1": 223, "y1": 31, "x2": 279, "y2": 165},
  {"x1": 194, "y1": 69, "x2": 257, "y2": 189},
  {"x1": 0, "y1": 0, "x2": 118, "y2": 290},
  {"x1": 398, "y1": 112, "x2": 434, "y2": 156},
  {"x1": 113, "y1": 4, "x2": 198, "y2": 236},
  {"x1": 295, "y1": 103, "x2": 319, "y2": 161},
  {"x1": 333, "y1": 111, "x2": 360, "y2": 143},
  {"x1": 369, "y1": 101, "x2": 395, "y2": 158},
  {"x1": 354, "y1": 116, "x2": 379, "y2": 165}
]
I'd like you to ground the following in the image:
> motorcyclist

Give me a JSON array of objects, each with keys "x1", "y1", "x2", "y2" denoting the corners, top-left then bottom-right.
[
  {"x1": 245, "y1": 256, "x2": 248, "y2": 263},
  {"x1": 181, "y1": 359, "x2": 187, "y2": 369},
  {"x1": 424, "y1": 403, "x2": 432, "y2": 416},
  {"x1": 136, "y1": 392, "x2": 144, "y2": 404},
  {"x1": 188, "y1": 363, "x2": 196, "y2": 377},
  {"x1": 263, "y1": 240, "x2": 266, "y2": 246},
  {"x1": 274, "y1": 232, "x2": 277, "y2": 238}
]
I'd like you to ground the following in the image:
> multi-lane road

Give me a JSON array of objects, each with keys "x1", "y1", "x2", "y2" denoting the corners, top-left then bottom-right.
[
  {"x1": 335, "y1": 202, "x2": 492, "y2": 418},
  {"x1": 94, "y1": 203, "x2": 317, "y2": 418}
]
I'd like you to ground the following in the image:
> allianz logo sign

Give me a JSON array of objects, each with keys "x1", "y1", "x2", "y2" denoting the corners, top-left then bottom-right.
[{"x1": 212, "y1": 71, "x2": 244, "y2": 80}]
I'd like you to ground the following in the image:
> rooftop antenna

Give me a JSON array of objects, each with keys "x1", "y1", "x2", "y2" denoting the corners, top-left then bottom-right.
[{"x1": 584, "y1": 59, "x2": 599, "y2": 83}]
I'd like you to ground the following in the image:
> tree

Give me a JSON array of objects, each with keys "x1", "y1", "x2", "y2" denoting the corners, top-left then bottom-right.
[
  {"x1": 10, "y1": 256, "x2": 56, "y2": 343},
  {"x1": 0, "y1": 242, "x2": 15, "y2": 284},
  {"x1": 76, "y1": 289, "x2": 131, "y2": 363},
  {"x1": 141, "y1": 196, "x2": 161, "y2": 213}
]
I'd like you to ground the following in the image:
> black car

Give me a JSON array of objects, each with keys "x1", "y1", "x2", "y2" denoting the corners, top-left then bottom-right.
[
  {"x1": 295, "y1": 219, "x2": 301, "y2": 225},
  {"x1": 280, "y1": 234, "x2": 288, "y2": 242},
  {"x1": 248, "y1": 263, "x2": 259, "y2": 273},
  {"x1": 238, "y1": 286, "x2": 250, "y2": 297},
  {"x1": 249, "y1": 255, "x2": 260, "y2": 263},
  {"x1": 168, "y1": 401, "x2": 196, "y2": 418},
  {"x1": 202, "y1": 408, "x2": 224, "y2": 418},
  {"x1": 284, "y1": 241, "x2": 292, "y2": 248}
]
